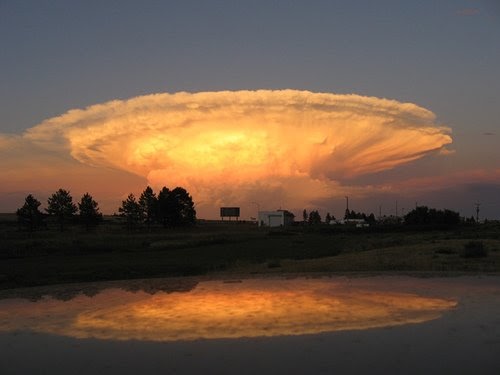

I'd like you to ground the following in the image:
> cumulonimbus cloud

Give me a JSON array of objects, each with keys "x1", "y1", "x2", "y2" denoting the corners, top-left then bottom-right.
[{"x1": 2, "y1": 90, "x2": 452, "y2": 215}]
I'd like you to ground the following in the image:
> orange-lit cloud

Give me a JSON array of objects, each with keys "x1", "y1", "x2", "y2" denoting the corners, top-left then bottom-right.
[
  {"x1": 0, "y1": 278, "x2": 456, "y2": 341},
  {"x1": 1, "y1": 90, "x2": 452, "y2": 215}
]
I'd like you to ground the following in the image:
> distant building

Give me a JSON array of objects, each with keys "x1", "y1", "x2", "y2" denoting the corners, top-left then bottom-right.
[
  {"x1": 258, "y1": 210, "x2": 295, "y2": 227},
  {"x1": 338, "y1": 218, "x2": 370, "y2": 227}
]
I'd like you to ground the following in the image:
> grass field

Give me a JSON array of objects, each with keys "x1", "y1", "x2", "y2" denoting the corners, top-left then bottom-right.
[{"x1": 1, "y1": 213, "x2": 499, "y2": 289}]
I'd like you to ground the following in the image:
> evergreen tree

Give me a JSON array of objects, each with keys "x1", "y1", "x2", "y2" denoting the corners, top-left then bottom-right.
[
  {"x1": 325, "y1": 212, "x2": 332, "y2": 224},
  {"x1": 118, "y1": 194, "x2": 143, "y2": 230},
  {"x1": 308, "y1": 210, "x2": 322, "y2": 225},
  {"x1": 157, "y1": 187, "x2": 173, "y2": 227},
  {"x1": 46, "y1": 189, "x2": 77, "y2": 231},
  {"x1": 16, "y1": 194, "x2": 44, "y2": 232},
  {"x1": 139, "y1": 186, "x2": 157, "y2": 230},
  {"x1": 78, "y1": 193, "x2": 102, "y2": 231}
]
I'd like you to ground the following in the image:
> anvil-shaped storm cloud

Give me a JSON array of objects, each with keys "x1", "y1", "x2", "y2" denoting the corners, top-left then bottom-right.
[{"x1": 1, "y1": 90, "x2": 452, "y2": 216}]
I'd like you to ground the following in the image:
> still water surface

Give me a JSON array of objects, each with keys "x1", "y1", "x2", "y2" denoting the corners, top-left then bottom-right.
[{"x1": 0, "y1": 277, "x2": 456, "y2": 341}]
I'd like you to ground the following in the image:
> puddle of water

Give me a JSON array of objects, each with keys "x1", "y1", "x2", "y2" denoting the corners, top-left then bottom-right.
[{"x1": 0, "y1": 278, "x2": 456, "y2": 342}]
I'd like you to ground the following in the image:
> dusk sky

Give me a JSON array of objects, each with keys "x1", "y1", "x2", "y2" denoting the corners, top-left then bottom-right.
[{"x1": 1, "y1": 0, "x2": 499, "y2": 219}]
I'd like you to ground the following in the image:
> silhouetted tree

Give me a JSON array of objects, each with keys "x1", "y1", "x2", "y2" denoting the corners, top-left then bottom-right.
[
  {"x1": 303, "y1": 209, "x2": 308, "y2": 223},
  {"x1": 78, "y1": 193, "x2": 102, "y2": 231},
  {"x1": 439, "y1": 209, "x2": 460, "y2": 225},
  {"x1": 139, "y1": 186, "x2": 157, "y2": 231},
  {"x1": 465, "y1": 216, "x2": 476, "y2": 224},
  {"x1": 344, "y1": 209, "x2": 370, "y2": 221},
  {"x1": 153, "y1": 186, "x2": 197, "y2": 227},
  {"x1": 16, "y1": 194, "x2": 44, "y2": 232},
  {"x1": 119, "y1": 194, "x2": 143, "y2": 230},
  {"x1": 170, "y1": 187, "x2": 196, "y2": 226},
  {"x1": 366, "y1": 213, "x2": 376, "y2": 225},
  {"x1": 308, "y1": 210, "x2": 322, "y2": 225},
  {"x1": 353, "y1": 210, "x2": 362, "y2": 219},
  {"x1": 404, "y1": 206, "x2": 460, "y2": 227},
  {"x1": 157, "y1": 187, "x2": 173, "y2": 227},
  {"x1": 46, "y1": 189, "x2": 77, "y2": 231},
  {"x1": 404, "y1": 206, "x2": 430, "y2": 225},
  {"x1": 325, "y1": 212, "x2": 332, "y2": 224}
]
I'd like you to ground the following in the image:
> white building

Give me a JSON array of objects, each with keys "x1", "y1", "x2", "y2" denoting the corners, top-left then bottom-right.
[
  {"x1": 258, "y1": 210, "x2": 294, "y2": 227},
  {"x1": 338, "y1": 218, "x2": 370, "y2": 227}
]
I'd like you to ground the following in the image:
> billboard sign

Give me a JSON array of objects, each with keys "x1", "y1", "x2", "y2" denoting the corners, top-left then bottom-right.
[{"x1": 220, "y1": 207, "x2": 240, "y2": 218}]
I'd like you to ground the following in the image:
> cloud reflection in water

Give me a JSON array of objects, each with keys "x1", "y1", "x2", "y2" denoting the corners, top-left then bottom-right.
[{"x1": 0, "y1": 278, "x2": 456, "y2": 341}]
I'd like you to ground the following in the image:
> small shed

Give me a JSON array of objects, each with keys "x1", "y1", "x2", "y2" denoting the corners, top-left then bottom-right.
[{"x1": 258, "y1": 210, "x2": 294, "y2": 227}]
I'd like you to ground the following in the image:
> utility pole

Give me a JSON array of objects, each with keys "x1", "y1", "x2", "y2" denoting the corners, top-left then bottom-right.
[
  {"x1": 475, "y1": 202, "x2": 481, "y2": 223},
  {"x1": 395, "y1": 200, "x2": 398, "y2": 217},
  {"x1": 345, "y1": 196, "x2": 349, "y2": 211},
  {"x1": 379, "y1": 205, "x2": 382, "y2": 219}
]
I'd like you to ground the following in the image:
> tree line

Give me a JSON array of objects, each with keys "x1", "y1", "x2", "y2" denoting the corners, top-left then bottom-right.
[
  {"x1": 403, "y1": 206, "x2": 460, "y2": 226},
  {"x1": 119, "y1": 186, "x2": 196, "y2": 230},
  {"x1": 16, "y1": 185, "x2": 196, "y2": 232},
  {"x1": 301, "y1": 208, "x2": 376, "y2": 225},
  {"x1": 300, "y1": 205, "x2": 461, "y2": 227},
  {"x1": 17, "y1": 190, "x2": 101, "y2": 232}
]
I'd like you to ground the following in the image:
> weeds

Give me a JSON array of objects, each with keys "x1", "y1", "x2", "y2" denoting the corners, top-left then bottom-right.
[{"x1": 461, "y1": 241, "x2": 488, "y2": 258}]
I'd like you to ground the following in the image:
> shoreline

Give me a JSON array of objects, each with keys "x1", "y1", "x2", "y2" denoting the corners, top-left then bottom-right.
[{"x1": 1, "y1": 270, "x2": 499, "y2": 300}]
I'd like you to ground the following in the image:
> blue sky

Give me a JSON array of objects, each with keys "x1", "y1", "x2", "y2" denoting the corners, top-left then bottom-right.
[{"x1": 1, "y1": 0, "x2": 499, "y2": 218}]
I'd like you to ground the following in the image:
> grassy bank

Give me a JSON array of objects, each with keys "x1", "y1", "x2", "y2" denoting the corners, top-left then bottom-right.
[{"x1": 1, "y1": 214, "x2": 499, "y2": 289}]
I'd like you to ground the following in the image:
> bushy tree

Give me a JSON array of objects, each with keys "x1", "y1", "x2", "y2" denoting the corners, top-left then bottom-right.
[
  {"x1": 404, "y1": 206, "x2": 430, "y2": 225},
  {"x1": 139, "y1": 186, "x2": 157, "y2": 231},
  {"x1": 170, "y1": 187, "x2": 196, "y2": 226},
  {"x1": 155, "y1": 186, "x2": 196, "y2": 227},
  {"x1": 118, "y1": 194, "x2": 143, "y2": 230},
  {"x1": 46, "y1": 189, "x2": 77, "y2": 231},
  {"x1": 404, "y1": 206, "x2": 460, "y2": 227},
  {"x1": 78, "y1": 193, "x2": 102, "y2": 231},
  {"x1": 440, "y1": 209, "x2": 460, "y2": 225},
  {"x1": 16, "y1": 194, "x2": 44, "y2": 232}
]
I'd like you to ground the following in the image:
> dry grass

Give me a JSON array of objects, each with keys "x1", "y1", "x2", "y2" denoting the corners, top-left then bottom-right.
[
  {"x1": 1, "y1": 218, "x2": 499, "y2": 288},
  {"x1": 223, "y1": 238, "x2": 500, "y2": 276}
]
